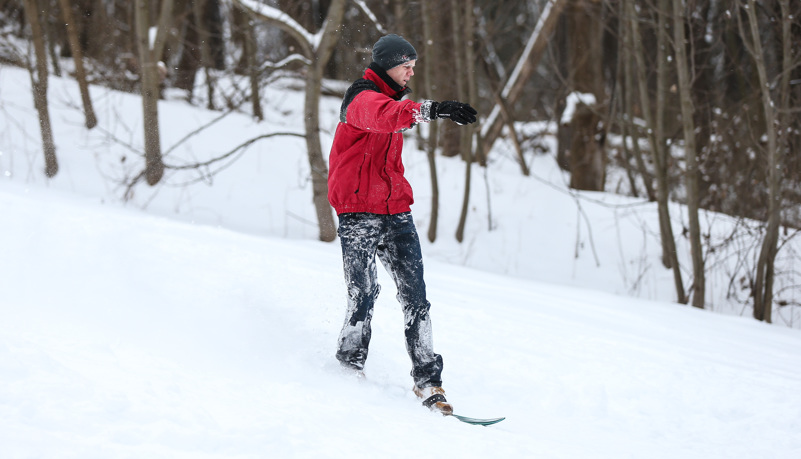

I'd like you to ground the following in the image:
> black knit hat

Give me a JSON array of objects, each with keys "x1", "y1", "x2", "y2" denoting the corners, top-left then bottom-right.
[{"x1": 371, "y1": 34, "x2": 417, "y2": 71}]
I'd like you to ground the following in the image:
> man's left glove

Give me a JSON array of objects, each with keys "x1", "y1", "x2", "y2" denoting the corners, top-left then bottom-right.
[{"x1": 426, "y1": 101, "x2": 478, "y2": 125}]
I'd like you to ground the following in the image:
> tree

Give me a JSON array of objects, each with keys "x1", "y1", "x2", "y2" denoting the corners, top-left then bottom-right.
[
  {"x1": 738, "y1": 0, "x2": 790, "y2": 323},
  {"x1": 480, "y1": 0, "x2": 567, "y2": 156},
  {"x1": 241, "y1": 7, "x2": 263, "y2": 121},
  {"x1": 672, "y1": 0, "x2": 704, "y2": 308},
  {"x1": 627, "y1": 0, "x2": 686, "y2": 304},
  {"x1": 233, "y1": 0, "x2": 345, "y2": 242},
  {"x1": 173, "y1": 0, "x2": 224, "y2": 108},
  {"x1": 562, "y1": 0, "x2": 605, "y2": 192},
  {"x1": 618, "y1": 0, "x2": 655, "y2": 202},
  {"x1": 134, "y1": 0, "x2": 173, "y2": 186},
  {"x1": 23, "y1": 0, "x2": 58, "y2": 177},
  {"x1": 192, "y1": 0, "x2": 217, "y2": 110},
  {"x1": 452, "y1": 0, "x2": 472, "y2": 243},
  {"x1": 57, "y1": 0, "x2": 97, "y2": 129},
  {"x1": 420, "y1": 0, "x2": 440, "y2": 242}
]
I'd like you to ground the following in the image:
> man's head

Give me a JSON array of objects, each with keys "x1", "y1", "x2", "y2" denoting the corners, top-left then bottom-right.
[{"x1": 372, "y1": 34, "x2": 417, "y2": 87}]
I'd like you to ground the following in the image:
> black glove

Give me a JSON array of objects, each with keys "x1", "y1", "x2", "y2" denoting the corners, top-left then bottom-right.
[{"x1": 431, "y1": 101, "x2": 478, "y2": 125}]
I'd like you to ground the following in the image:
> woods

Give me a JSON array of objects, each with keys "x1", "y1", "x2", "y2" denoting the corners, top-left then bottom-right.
[{"x1": 1, "y1": 0, "x2": 799, "y2": 324}]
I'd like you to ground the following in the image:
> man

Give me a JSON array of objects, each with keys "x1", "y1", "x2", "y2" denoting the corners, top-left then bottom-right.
[{"x1": 328, "y1": 34, "x2": 477, "y2": 415}]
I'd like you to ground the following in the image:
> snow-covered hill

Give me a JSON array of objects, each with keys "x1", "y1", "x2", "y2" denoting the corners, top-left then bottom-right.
[
  {"x1": 2, "y1": 173, "x2": 801, "y2": 458},
  {"x1": 3, "y1": 65, "x2": 797, "y2": 324},
  {"x1": 1, "y1": 66, "x2": 801, "y2": 457}
]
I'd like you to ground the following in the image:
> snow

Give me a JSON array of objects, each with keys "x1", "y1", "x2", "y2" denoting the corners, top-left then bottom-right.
[
  {"x1": 233, "y1": 0, "x2": 320, "y2": 50},
  {"x1": 352, "y1": 0, "x2": 388, "y2": 35},
  {"x1": 501, "y1": 0, "x2": 557, "y2": 100},
  {"x1": 561, "y1": 92, "x2": 598, "y2": 124},
  {"x1": 2, "y1": 64, "x2": 801, "y2": 458},
  {"x1": 482, "y1": 0, "x2": 561, "y2": 138}
]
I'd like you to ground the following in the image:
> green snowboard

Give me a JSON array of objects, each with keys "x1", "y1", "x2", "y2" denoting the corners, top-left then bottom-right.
[{"x1": 451, "y1": 414, "x2": 506, "y2": 426}]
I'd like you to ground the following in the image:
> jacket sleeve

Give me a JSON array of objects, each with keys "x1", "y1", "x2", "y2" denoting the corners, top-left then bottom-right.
[{"x1": 344, "y1": 90, "x2": 426, "y2": 133}]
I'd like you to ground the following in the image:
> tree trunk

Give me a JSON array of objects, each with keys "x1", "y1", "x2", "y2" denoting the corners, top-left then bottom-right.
[
  {"x1": 628, "y1": 0, "x2": 686, "y2": 304},
  {"x1": 175, "y1": 0, "x2": 201, "y2": 95},
  {"x1": 24, "y1": 0, "x2": 58, "y2": 177},
  {"x1": 464, "y1": 0, "x2": 482, "y2": 167},
  {"x1": 192, "y1": 0, "x2": 216, "y2": 110},
  {"x1": 134, "y1": 0, "x2": 173, "y2": 186},
  {"x1": 480, "y1": 0, "x2": 567, "y2": 156},
  {"x1": 42, "y1": 0, "x2": 61, "y2": 78},
  {"x1": 58, "y1": 0, "x2": 97, "y2": 129},
  {"x1": 563, "y1": 0, "x2": 605, "y2": 191},
  {"x1": 476, "y1": 43, "x2": 528, "y2": 175},
  {"x1": 432, "y1": 0, "x2": 460, "y2": 159},
  {"x1": 304, "y1": 62, "x2": 337, "y2": 242},
  {"x1": 452, "y1": 0, "x2": 472, "y2": 243},
  {"x1": 672, "y1": 0, "x2": 704, "y2": 309},
  {"x1": 742, "y1": 0, "x2": 784, "y2": 323},
  {"x1": 421, "y1": 0, "x2": 440, "y2": 242},
  {"x1": 617, "y1": 10, "x2": 638, "y2": 198},
  {"x1": 244, "y1": 13, "x2": 263, "y2": 121},
  {"x1": 77, "y1": 0, "x2": 102, "y2": 60},
  {"x1": 620, "y1": 0, "x2": 655, "y2": 201},
  {"x1": 568, "y1": 103, "x2": 604, "y2": 191},
  {"x1": 771, "y1": 0, "x2": 792, "y2": 320},
  {"x1": 304, "y1": 0, "x2": 346, "y2": 242}
]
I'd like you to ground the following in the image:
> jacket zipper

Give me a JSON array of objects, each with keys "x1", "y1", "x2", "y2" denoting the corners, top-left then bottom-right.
[{"x1": 384, "y1": 135, "x2": 393, "y2": 212}]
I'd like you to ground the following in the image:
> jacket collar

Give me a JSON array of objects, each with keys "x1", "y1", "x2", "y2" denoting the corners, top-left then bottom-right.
[{"x1": 365, "y1": 62, "x2": 412, "y2": 100}]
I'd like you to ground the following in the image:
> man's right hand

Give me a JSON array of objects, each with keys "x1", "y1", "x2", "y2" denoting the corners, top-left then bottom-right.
[{"x1": 432, "y1": 101, "x2": 478, "y2": 125}]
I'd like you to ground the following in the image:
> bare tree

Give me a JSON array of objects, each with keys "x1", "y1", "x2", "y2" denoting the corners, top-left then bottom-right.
[
  {"x1": 134, "y1": 0, "x2": 173, "y2": 186},
  {"x1": 627, "y1": 0, "x2": 686, "y2": 304},
  {"x1": 234, "y1": 0, "x2": 345, "y2": 242},
  {"x1": 562, "y1": 0, "x2": 605, "y2": 192},
  {"x1": 672, "y1": 0, "x2": 704, "y2": 308},
  {"x1": 452, "y1": 0, "x2": 472, "y2": 243},
  {"x1": 242, "y1": 8, "x2": 263, "y2": 121},
  {"x1": 479, "y1": 0, "x2": 567, "y2": 156},
  {"x1": 23, "y1": 0, "x2": 58, "y2": 177},
  {"x1": 619, "y1": 0, "x2": 655, "y2": 202},
  {"x1": 420, "y1": 0, "x2": 440, "y2": 242},
  {"x1": 57, "y1": 0, "x2": 97, "y2": 129},
  {"x1": 738, "y1": 0, "x2": 788, "y2": 323},
  {"x1": 192, "y1": 0, "x2": 217, "y2": 110}
]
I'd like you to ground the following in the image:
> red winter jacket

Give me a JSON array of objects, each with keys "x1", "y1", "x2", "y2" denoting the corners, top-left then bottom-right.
[{"x1": 328, "y1": 64, "x2": 425, "y2": 215}]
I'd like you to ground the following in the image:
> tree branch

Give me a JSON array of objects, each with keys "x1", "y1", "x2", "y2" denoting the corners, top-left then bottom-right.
[{"x1": 163, "y1": 132, "x2": 305, "y2": 170}]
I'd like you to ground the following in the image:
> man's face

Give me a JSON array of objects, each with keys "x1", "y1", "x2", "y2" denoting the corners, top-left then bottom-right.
[{"x1": 386, "y1": 60, "x2": 416, "y2": 87}]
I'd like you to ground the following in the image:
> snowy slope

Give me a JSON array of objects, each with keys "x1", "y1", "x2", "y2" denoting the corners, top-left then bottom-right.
[
  {"x1": 2, "y1": 181, "x2": 801, "y2": 458},
  {"x1": 3, "y1": 65, "x2": 798, "y2": 325},
  {"x1": 2, "y1": 63, "x2": 801, "y2": 457}
]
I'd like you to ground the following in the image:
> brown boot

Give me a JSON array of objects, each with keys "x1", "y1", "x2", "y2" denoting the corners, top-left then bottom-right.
[{"x1": 413, "y1": 385, "x2": 453, "y2": 415}]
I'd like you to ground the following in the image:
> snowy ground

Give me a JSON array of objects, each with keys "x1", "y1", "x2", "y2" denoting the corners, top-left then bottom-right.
[
  {"x1": 2, "y1": 66, "x2": 799, "y2": 324},
  {"x1": 1, "y1": 66, "x2": 801, "y2": 457},
  {"x1": 2, "y1": 181, "x2": 801, "y2": 458}
]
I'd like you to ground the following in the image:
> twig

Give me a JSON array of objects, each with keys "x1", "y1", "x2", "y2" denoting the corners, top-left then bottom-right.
[{"x1": 164, "y1": 131, "x2": 305, "y2": 170}]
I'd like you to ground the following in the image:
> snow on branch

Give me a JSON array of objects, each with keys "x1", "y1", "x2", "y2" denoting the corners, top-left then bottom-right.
[
  {"x1": 232, "y1": 0, "x2": 318, "y2": 51},
  {"x1": 501, "y1": 0, "x2": 556, "y2": 99},
  {"x1": 352, "y1": 0, "x2": 388, "y2": 34},
  {"x1": 561, "y1": 92, "x2": 597, "y2": 124},
  {"x1": 259, "y1": 54, "x2": 312, "y2": 72},
  {"x1": 481, "y1": 0, "x2": 562, "y2": 138}
]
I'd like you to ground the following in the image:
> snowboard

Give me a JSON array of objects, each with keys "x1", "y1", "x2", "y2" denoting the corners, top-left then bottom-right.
[{"x1": 450, "y1": 413, "x2": 506, "y2": 426}]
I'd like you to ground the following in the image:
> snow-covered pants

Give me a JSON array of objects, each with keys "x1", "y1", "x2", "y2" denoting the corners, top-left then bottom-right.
[{"x1": 335, "y1": 212, "x2": 443, "y2": 388}]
